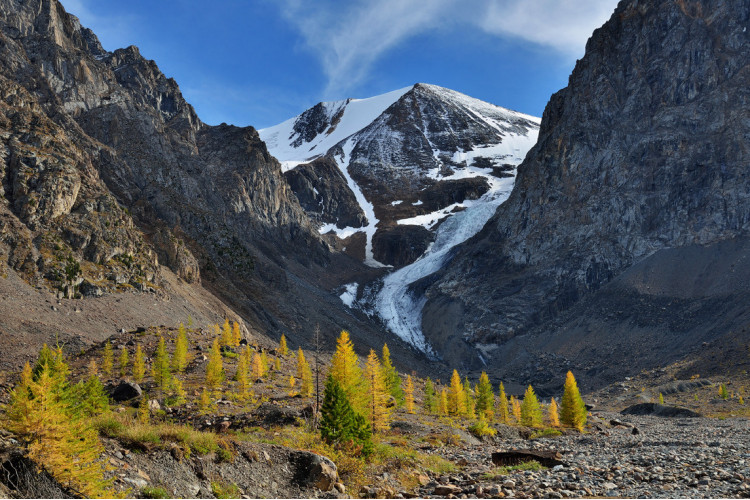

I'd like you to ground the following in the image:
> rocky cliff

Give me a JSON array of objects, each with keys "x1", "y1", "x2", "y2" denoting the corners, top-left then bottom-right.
[
  {"x1": 419, "y1": 0, "x2": 750, "y2": 388},
  {"x1": 0, "y1": 0, "x2": 424, "y2": 368}
]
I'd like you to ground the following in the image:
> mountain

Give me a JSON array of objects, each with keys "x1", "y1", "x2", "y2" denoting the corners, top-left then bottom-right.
[
  {"x1": 0, "y1": 0, "x2": 429, "y2": 371},
  {"x1": 260, "y1": 84, "x2": 540, "y2": 268},
  {"x1": 414, "y1": 0, "x2": 750, "y2": 390}
]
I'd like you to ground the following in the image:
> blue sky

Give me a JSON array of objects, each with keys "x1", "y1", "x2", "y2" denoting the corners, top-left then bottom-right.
[{"x1": 60, "y1": 0, "x2": 618, "y2": 129}]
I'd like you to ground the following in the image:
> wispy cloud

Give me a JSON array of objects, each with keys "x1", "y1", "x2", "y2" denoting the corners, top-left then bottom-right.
[
  {"x1": 479, "y1": 0, "x2": 618, "y2": 57},
  {"x1": 277, "y1": 0, "x2": 618, "y2": 97},
  {"x1": 279, "y1": 0, "x2": 454, "y2": 98}
]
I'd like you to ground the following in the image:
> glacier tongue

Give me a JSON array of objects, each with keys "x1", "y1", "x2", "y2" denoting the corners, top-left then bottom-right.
[{"x1": 334, "y1": 139, "x2": 389, "y2": 268}]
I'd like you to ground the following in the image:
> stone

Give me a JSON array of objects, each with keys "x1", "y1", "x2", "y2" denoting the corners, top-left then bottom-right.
[
  {"x1": 148, "y1": 399, "x2": 161, "y2": 411},
  {"x1": 294, "y1": 452, "x2": 338, "y2": 492},
  {"x1": 110, "y1": 381, "x2": 142, "y2": 402},
  {"x1": 433, "y1": 484, "x2": 462, "y2": 496}
]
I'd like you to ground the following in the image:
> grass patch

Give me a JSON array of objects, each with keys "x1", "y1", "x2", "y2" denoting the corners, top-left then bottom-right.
[
  {"x1": 480, "y1": 460, "x2": 546, "y2": 480},
  {"x1": 529, "y1": 428, "x2": 562, "y2": 439},
  {"x1": 141, "y1": 486, "x2": 170, "y2": 499},
  {"x1": 94, "y1": 413, "x2": 230, "y2": 458},
  {"x1": 211, "y1": 480, "x2": 240, "y2": 499}
]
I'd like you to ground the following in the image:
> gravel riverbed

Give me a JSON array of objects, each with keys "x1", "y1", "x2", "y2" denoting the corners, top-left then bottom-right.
[{"x1": 411, "y1": 412, "x2": 750, "y2": 499}]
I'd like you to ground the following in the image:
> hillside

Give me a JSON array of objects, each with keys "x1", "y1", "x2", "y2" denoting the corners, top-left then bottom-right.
[
  {"x1": 413, "y1": 0, "x2": 750, "y2": 389},
  {"x1": 0, "y1": 0, "x2": 429, "y2": 373}
]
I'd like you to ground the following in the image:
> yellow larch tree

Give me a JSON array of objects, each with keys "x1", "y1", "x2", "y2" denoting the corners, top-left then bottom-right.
[
  {"x1": 205, "y1": 337, "x2": 225, "y2": 393},
  {"x1": 548, "y1": 397, "x2": 560, "y2": 427},
  {"x1": 252, "y1": 352, "x2": 265, "y2": 380},
  {"x1": 221, "y1": 319, "x2": 232, "y2": 347},
  {"x1": 232, "y1": 321, "x2": 242, "y2": 347},
  {"x1": 172, "y1": 322, "x2": 189, "y2": 373},
  {"x1": 300, "y1": 357, "x2": 313, "y2": 397},
  {"x1": 496, "y1": 382, "x2": 510, "y2": 423},
  {"x1": 151, "y1": 336, "x2": 172, "y2": 392},
  {"x1": 118, "y1": 347, "x2": 129, "y2": 378},
  {"x1": 510, "y1": 395, "x2": 522, "y2": 423},
  {"x1": 329, "y1": 330, "x2": 365, "y2": 412},
  {"x1": 101, "y1": 342, "x2": 113, "y2": 376},
  {"x1": 133, "y1": 344, "x2": 145, "y2": 383},
  {"x1": 234, "y1": 347, "x2": 251, "y2": 402},
  {"x1": 520, "y1": 385, "x2": 543, "y2": 427},
  {"x1": 279, "y1": 334, "x2": 289, "y2": 357},
  {"x1": 364, "y1": 349, "x2": 391, "y2": 433},
  {"x1": 404, "y1": 375, "x2": 416, "y2": 414},
  {"x1": 560, "y1": 371, "x2": 586, "y2": 431},
  {"x1": 448, "y1": 370, "x2": 465, "y2": 416},
  {"x1": 439, "y1": 388, "x2": 449, "y2": 415}
]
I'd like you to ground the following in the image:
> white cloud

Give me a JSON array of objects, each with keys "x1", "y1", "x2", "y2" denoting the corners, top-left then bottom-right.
[
  {"x1": 277, "y1": 0, "x2": 618, "y2": 97},
  {"x1": 279, "y1": 0, "x2": 454, "y2": 97},
  {"x1": 480, "y1": 0, "x2": 619, "y2": 57}
]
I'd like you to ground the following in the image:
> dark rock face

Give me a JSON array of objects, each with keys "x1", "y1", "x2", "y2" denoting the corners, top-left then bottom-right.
[
  {"x1": 283, "y1": 156, "x2": 366, "y2": 229},
  {"x1": 420, "y1": 0, "x2": 750, "y2": 380},
  {"x1": 372, "y1": 225, "x2": 434, "y2": 268},
  {"x1": 418, "y1": 178, "x2": 490, "y2": 213}
]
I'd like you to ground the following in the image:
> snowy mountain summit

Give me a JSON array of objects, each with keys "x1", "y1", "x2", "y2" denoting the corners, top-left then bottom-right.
[
  {"x1": 260, "y1": 83, "x2": 540, "y2": 268},
  {"x1": 261, "y1": 84, "x2": 539, "y2": 354}
]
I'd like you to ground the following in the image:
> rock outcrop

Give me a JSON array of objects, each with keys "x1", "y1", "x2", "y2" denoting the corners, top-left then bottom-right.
[
  {"x1": 0, "y1": 0, "x2": 426, "y2": 369},
  {"x1": 420, "y1": 0, "x2": 750, "y2": 386}
]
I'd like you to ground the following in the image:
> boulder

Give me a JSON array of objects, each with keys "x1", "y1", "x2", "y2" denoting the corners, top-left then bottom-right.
[
  {"x1": 110, "y1": 380, "x2": 142, "y2": 402},
  {"x1": 293, "y1": 451, "x2": 338, "y2": 491},
  {"x1": 620, "y1": 403, "x2": 702, "y2": 418}
]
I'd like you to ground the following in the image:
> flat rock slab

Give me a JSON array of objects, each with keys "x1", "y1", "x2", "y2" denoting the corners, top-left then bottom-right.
[
  {"x1": 492, "y1": 449, "x2": 565, "y2": 468},
  {"x1": 620, "y1": 403, "x2": 702, "y2": 418}
]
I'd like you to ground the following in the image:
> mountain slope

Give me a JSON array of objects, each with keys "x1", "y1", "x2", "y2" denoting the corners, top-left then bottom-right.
[
  {"x1": 261, "y1": 83, "x2": 540, "y2": 269},
  {"x1": 0, "y1": 0, "x2": 430, "y2": 371},
  {"x1": 418, "y1": 0, "x2": 750, "y2": 388}
]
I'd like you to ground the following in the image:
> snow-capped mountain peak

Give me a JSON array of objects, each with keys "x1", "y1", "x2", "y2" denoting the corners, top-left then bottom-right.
[{"x1": 259, "y1": 86, "x2": 412, "y2": 171}]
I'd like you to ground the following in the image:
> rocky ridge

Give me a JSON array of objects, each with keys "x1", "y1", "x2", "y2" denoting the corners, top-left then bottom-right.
[
  {"x1": 0, "y1": 0, "x2": 428, "y2": 369},
  {"x1": 417, "y1": 0, "x2": 750, "y2": 384}
]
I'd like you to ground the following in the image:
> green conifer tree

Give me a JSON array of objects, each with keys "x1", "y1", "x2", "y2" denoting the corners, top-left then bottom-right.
[{"x1": 320, "y1": 375, "x2": 373, "y2": 456}]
